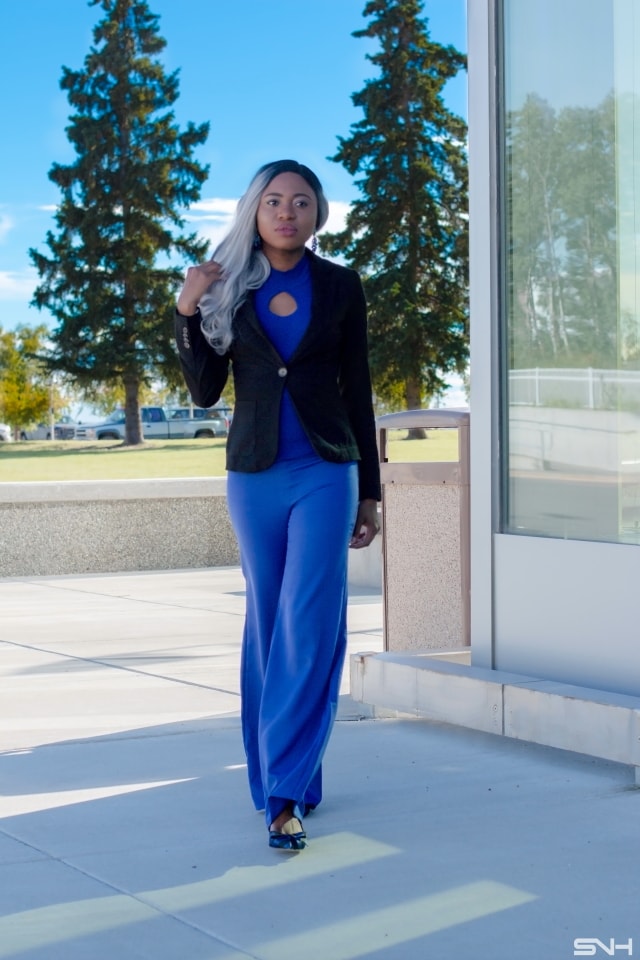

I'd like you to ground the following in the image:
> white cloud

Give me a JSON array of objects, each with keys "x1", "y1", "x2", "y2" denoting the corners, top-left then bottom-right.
[
  {"x1": 0, "y1": 268, "x2": 38, "y2": 300},
  {"x1": 188, "y1": 198, "x2": 238, "y2": 218},
  {"x1": 37, "y1": 204, "x2": 58, "y2": 212},
  {"x1": 321, "y1": 200, "x2": 350, "y2": 235},
  {"x1": 184, "y1": 197, "x2": 237, "y2": 252},
  {"x1": 0, "y1": 213, "x2": 15, "y2": 243},
  {"x1": 191, "y1": 219, "x2": 233, "y2": 252}
]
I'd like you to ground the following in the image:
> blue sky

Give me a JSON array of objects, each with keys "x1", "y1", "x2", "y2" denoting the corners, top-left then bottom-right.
[{"x1": 0, "y1": 0, "x2": 467, "y2": 332}]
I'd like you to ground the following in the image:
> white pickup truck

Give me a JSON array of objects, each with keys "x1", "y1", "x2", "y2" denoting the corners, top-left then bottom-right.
[
  {"x1": 75, "y1": 406, "x2": 230, "y2": 441},
  {"x1": 20, "y1": 415, "x2": 78, "y2": 440}
]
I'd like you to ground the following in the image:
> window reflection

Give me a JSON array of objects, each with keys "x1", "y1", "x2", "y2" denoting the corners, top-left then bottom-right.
[{"x1": 502, "y1": 0, "x2": 640, "y2": 544}]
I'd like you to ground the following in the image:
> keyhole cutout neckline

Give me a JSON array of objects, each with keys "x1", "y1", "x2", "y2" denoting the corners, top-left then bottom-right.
[{"x1": 268, "y1": 291, "x2": 298, "y2": 317}]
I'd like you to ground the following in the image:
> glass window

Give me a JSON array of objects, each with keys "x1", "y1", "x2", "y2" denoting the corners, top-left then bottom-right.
[{"x1": 501, "y1": 0, "x2": 640, "y2": 544}]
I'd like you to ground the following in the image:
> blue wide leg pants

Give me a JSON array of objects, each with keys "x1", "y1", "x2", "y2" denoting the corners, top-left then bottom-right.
[{"x1": 227, "y1": 454, "x2": 358, "y2": 828}]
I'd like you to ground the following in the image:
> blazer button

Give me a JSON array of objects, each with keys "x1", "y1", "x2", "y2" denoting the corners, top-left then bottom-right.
[{"x1": 277, "y1": 367, "x2": 287, "y2": 377}]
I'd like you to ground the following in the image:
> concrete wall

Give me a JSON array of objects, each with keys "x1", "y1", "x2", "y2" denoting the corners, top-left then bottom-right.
[
  {"x1": 0, "y1": 478, "x2": 383, "y2": 588},
  {"x1": 351, "y1": 651, "x2": 640, "y2": 776},
  {"x1": 0, "y1": 478, "x2": 239, "y2": 577}
]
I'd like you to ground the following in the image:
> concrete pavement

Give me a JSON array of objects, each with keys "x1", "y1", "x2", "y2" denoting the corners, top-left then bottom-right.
[{"x1": 0, "y1": 567, "x2": 638, "y2": 959}]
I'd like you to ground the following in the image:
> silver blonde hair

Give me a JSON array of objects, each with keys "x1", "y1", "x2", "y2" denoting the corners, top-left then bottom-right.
[{"x1": 199, "y1": 160, "x2": 330, "y2": 354}]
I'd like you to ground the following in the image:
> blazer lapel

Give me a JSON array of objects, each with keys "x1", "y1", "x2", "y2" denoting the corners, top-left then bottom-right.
[{"x1": 234, "y1": 297, "x2": 284, "y2": 363}]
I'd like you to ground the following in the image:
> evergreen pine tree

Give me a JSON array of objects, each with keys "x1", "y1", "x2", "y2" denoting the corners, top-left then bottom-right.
[
  {"x1": 323, "y1": 0, "x2": 468, "y2": 415},
  {"x1": 29, "y1": 0, "x2": 209, "y2": 444}
]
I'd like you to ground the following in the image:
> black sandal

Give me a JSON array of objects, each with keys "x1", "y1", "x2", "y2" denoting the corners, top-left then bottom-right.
[{"x1": 268, "y1": 816, "x2": 307, "y2": 851}]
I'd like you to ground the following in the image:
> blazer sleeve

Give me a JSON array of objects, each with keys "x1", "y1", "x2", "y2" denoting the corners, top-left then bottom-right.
[
  {"x1": 174, "y1": 309, "x2": 230, "y2": 408},
  {"x1": 338, "y1": 272, "x2": 382, "y2": 502}
]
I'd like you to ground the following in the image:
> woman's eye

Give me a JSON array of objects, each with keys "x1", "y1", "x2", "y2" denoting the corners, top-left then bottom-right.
[
  {"x1": 296, "y1": 200, "x2": 308, "y2": 207},
  {"x1": 266, "y1": 199, "x2": 278, "y2": 206}
]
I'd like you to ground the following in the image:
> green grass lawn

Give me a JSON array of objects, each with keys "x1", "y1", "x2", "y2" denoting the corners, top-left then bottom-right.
[
  {"x1": 384, "y1": 429, "x2": 460, "y2": 463},
  {"x1": 0, "y1": 439, "x2": 228, "y2": 482},
  {"x1": 0, "y1": 429, "x2": 459, "y2": 482}
]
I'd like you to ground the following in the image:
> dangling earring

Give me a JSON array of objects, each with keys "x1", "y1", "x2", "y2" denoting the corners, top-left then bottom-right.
[
  {"x1": 311, "y1": 233, "x2": 318, "y2": 254},
  {"x1": 253, "y1": 232, "x2": 262, "y2": 250}
]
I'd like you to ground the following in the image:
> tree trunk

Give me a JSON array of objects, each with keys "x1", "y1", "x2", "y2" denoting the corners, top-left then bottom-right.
[
  {"x1": 404, "y1": 375, "x2": 428, "y2": 440},
  {"x1": 123, "y1": 375, "x2": 143, "y2": 445}
]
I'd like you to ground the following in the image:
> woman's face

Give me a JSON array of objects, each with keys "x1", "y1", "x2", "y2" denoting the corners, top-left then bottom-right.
[{"x1": 256, "y1": 171, "x2": 318, "y2": 258}]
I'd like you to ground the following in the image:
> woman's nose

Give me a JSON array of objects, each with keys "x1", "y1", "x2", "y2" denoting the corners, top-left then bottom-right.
[{"x1": 278, "y1": 204, "x2": 295, "y2": 219}]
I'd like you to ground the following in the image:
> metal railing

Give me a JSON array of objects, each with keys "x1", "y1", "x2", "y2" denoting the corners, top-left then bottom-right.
[{"x1": 509, "y1": 367, "x2": 640, "y2": 411}]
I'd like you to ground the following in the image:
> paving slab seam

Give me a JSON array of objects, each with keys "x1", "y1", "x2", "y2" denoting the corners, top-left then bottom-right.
[
  {"x1": 1, "y1": 714, "x2": 380, "y2": 756},
  {"x1": 114, "y1": 891, "x2": 262, "y2": 960},
  {"x1": 0, "y1": 827, "x2": 52, "y2": 863},
  {"x1": 0, "y1": 575, "x2": 247, "y2": 613},
  {"x1": 0, "y1": 826, "x2": 261, "y2": 959},
  {"x1": 1, "y1": 637, "x2": 243, "y2": 698},
  {"x1": 0, "y1": 826, "x2": 74, "y2": 865}
]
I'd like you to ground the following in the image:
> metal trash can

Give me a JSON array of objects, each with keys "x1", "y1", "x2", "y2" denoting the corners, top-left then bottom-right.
[{"x1": 377, "y1": 409, "x2": 470, "y2": 652}]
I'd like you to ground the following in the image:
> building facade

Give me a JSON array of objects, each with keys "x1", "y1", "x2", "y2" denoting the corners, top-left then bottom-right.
[{"x1": 469, "y1": 0, "x2": 640, "y2": 695}]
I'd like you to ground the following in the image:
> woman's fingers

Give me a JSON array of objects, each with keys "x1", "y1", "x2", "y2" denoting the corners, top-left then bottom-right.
[
  {"x1": 349, "y1": 500, "x2": 380, "y2": 549},
  {"x1": 177, "y1": 261, "x2": 224, "y2": 314}
]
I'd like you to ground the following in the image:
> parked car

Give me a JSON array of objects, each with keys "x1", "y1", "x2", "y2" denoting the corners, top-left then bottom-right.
[
  {"x1": 75, "y1": 406, "x2": 228, "y2": 441},
  {"x1": 167, "y1": 404, "x2": 231, "y2": 435},
  {"x1": 20, "y1": 415, "x2": 78, "y2": 441},
  {"x1": 0, "y1": 422, "x2": 12, "y2": 442}
]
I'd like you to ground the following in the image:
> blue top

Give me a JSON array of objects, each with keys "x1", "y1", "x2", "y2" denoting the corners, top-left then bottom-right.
[{"x1": 253, "y1": 255, "x2": 315, "y2": 460}]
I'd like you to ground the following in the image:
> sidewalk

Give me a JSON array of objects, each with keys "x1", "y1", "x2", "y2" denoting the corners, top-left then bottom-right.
[{"x1": 0, "y1": 567, "x2": 638, "y2": 960}]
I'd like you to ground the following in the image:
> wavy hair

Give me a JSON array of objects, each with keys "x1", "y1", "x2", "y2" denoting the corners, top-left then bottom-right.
[{"x1": 199, "y1": 159, "x2": 330, "y2": 354}]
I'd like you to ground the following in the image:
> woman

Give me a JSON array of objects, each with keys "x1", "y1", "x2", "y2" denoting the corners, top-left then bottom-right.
[{"x1": 175, "y1": 159, "x2": 380, "y2": 851}]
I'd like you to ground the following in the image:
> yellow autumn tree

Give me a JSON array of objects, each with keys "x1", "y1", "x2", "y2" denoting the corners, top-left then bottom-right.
[{"x1": 0, "y1": 325, "x2": 55, "y2": 434}]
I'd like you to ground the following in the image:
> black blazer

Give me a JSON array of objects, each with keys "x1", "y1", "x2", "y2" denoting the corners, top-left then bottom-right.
[{"x1": 175, "y1": 251, "x2": 381, "y2": 501}]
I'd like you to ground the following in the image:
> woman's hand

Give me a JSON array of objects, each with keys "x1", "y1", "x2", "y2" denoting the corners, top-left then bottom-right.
[
  {"x1": 349, "y1": 499, "x2": 380, "y2": 549},
  {"x1": 177, "y1": 260, "x2": 224, "y2": 316}
]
